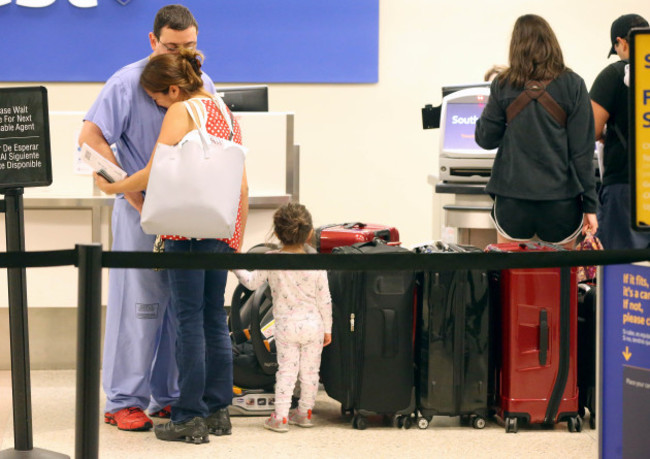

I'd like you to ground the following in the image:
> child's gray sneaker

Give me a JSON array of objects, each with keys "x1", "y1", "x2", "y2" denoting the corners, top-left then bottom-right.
[
  {"x1": 264, "y1": 413, "x2": 289, "y2": 433},
  {"x1": 288, "y1": 409, "x2": 313, "y2": 427}
]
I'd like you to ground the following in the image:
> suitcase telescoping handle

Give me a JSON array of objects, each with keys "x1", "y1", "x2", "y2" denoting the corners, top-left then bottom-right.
[{"x1": 539, "y1": 309, "x2": 548, "y2": 366}]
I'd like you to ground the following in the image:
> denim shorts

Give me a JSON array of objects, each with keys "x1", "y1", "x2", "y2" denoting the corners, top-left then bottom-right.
[{"x1": 491, "y1": 195, "x2": 583, "y2": 245}]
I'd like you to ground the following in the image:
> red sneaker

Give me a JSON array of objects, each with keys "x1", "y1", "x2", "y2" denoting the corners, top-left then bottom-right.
[
  {"x1": 105, "y1": 407, "x2": 153, "y2": 431},
  {"x1": 150, "y1": 405, "x2": 172, "y2": 419}
]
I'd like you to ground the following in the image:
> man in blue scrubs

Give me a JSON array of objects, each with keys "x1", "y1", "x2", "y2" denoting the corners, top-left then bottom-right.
[{"x1": 78, "y1": 4, "x2": 216, "y2": 432}]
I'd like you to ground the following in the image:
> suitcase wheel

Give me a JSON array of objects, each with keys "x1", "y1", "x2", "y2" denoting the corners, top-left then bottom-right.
[
  {"x1": 352, "y1": 414, "x2": 368, "y2": 430},
  {"x1": 417, "y1": 417, "x2": 429, "y2": 430},
  {"x1": 340, "y1": 406, "x2": 353, "y2": 418},
  {"x1": 568, "y1": 416, "x2": 583, "y2": 433},
  {"x1": 388, "y1": 414, "x2": 412, "y2": 429},
  {"x1": 505, "y1": 417, "x2": 518, "y2": 433},
  {"x1": 401, "y1": 416, "x2": 413, "y2": 430},
  {"x1": 472, "y1": 416, "x2": 487, "y2": 429}
]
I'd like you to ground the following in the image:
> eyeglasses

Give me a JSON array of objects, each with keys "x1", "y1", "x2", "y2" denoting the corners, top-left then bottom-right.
[{"x1": 157, "y1": 39, "x2": 197, "y2": 52}]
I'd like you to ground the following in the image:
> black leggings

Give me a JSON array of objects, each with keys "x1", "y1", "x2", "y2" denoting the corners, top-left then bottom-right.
[{"x1": 491, "y1": 195, "x2": 583, "y2": 244}]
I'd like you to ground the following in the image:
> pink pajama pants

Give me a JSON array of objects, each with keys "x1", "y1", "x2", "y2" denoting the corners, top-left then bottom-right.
[{"x1": 273, "y1": 316, "x2": 324, "y2": 418}]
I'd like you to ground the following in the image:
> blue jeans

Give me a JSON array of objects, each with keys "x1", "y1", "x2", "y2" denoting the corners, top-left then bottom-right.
[
  {"x1": 165, "y1": 238, "x2": 234, "y2": 422},
  {"x1": 597, "y1": 184, "x2": 650, "y2": 250}
]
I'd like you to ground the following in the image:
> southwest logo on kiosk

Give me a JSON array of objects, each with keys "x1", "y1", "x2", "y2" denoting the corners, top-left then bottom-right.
[{"x1": 451, "y1": 115, "x2": 479, "y2": 125}]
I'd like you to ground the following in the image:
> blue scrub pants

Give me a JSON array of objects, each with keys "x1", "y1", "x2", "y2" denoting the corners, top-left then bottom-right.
[
  {"x1": 597, "y1": 184, "x2": 650, "y2": 250},
  {"x1": 103, "y1": 198, "x2": 178, "y2": 413},
  {"x1": 165, "y1": 238, "x2": 234, "y2": 423}
]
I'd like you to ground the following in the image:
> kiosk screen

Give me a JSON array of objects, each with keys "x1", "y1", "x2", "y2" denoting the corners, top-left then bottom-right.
[{"x1": 442, "y1": 102, "x2": 485, "y2": 152}]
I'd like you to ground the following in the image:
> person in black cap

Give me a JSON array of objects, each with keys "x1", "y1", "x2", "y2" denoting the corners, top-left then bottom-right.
[{"x1": 590, "y1": 13, "x2": 650, "y2": 249}]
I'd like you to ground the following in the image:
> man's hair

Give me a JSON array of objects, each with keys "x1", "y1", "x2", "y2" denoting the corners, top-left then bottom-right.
[
  {"x1": 500, "y1": 14, "x2": 566, "y2": 88},
  {"x1": 153, "y1": 4, "x2": 198, "y2": 39}
]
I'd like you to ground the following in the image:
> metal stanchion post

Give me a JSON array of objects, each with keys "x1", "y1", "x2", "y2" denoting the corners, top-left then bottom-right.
[
  {"x1": 74, "y1": 244, "x2": 102, "y2": 459},
  {"x1": 0, "y1": 188, "x2": 68, "y2": 458}
]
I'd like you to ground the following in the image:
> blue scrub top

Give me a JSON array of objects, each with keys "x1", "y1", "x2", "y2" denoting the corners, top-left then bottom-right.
[{"x1": 84, "y1": 57, "x2": 216, "y2": 176}]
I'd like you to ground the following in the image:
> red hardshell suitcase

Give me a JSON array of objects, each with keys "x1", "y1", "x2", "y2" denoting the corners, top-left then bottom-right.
[
  {"x1": 315, "y1": 223, "x2": 399, "y2": 253},
  {"x1": 487, "y1": 242, "x2": 581, "y2": 433}
]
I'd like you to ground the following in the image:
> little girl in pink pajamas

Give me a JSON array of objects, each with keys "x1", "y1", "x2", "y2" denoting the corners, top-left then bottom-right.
[{"x1": 234, "y1": 203, "x2": 332, "y2": 432}]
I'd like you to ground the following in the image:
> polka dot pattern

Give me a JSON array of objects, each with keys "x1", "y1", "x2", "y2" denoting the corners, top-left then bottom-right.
[{"x1": 162, "y1": 98, "x2": 244, "y2": 250}]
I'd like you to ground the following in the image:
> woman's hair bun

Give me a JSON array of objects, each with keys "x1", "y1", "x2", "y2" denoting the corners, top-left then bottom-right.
[{"x1": 180, "y1": 48, "x2": 203, "y2": 76}]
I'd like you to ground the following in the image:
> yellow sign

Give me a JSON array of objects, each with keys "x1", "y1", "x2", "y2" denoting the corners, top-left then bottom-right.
[{"x1": 633, "y1": 31, "x2": 650, "y2": 228}]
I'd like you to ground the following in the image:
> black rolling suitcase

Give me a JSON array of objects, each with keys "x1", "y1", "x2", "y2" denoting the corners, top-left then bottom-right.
[
  {"x1": 577, "y1": 282, "x2": 596, "y2": 429},
  {"x1": 413, "y1": 242, "x2": 491, "y2": 429},
  {"x1": 320, "y1": 240, "x2": 417, "y2": 429}
]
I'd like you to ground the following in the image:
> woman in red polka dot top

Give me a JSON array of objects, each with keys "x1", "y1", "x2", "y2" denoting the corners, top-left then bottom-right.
[{"x1": 96, "y1": 48, "x2": 247, "y2": 442}]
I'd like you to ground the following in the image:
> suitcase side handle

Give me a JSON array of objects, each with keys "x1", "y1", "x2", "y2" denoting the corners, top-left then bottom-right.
[
  {"x1": 539, "y1": 309, "x2": 548, "y2": 366},
  {"x1": 374, "y1": 229, "x2": 392, "y2": 242}
]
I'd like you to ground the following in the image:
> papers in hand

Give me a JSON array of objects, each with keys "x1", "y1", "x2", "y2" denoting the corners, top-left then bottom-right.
[{"x1": 80, "y1": 143, "x2": 127, "y2": 183}]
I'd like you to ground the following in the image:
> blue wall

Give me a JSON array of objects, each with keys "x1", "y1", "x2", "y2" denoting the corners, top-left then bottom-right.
[{"x1": 0, "y1": 0, "x2": 378, "y2": 83}]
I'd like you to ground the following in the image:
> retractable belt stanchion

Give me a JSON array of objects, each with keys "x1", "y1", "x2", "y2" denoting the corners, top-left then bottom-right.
[
  {"x1": 74, "y1": 244, "x2": 102, "y2": 459},
  {"x1": 1, "y1": 225, "x2": 650, "y2": 457},
  {"x1": 0, "y1": 188, "x2": 68, "y2": 459}
]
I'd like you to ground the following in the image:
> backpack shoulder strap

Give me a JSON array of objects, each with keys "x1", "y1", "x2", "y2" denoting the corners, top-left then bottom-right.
[
  {"x1": 506, "y1": 80, "x2": 567, "y2": 127},
  {"x1": 536, "y1": 85, "x2": 567, "y2": 127},
  {"x1": 506, "y1": 90, "x2": 532, "y2": 123}
]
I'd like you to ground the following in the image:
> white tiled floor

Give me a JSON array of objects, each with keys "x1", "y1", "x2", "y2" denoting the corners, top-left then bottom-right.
[{"x1": 0, "y1": 370, "x2": 597, "y2": 458}]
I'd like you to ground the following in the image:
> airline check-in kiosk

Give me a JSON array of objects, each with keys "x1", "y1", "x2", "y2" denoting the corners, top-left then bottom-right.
[
  {"x1": 428, "y1": 85, "x2": 497, "y2": 248},
  {"x1": 427, "y1": 84, "x2": 601, "y2": 248}
]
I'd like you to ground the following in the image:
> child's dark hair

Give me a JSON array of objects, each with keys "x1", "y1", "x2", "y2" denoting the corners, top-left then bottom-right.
[{"x1": 273, "y1": 203, "x2": 313, "y2": 246}]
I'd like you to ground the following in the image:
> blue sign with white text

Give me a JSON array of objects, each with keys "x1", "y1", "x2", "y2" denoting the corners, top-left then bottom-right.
[
  {"x1": 0, "y1": 0, "x2": 378, "y2": 83},
  {"x1": 601, "y1": 264, "x2": 650, "y2": 458}
]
